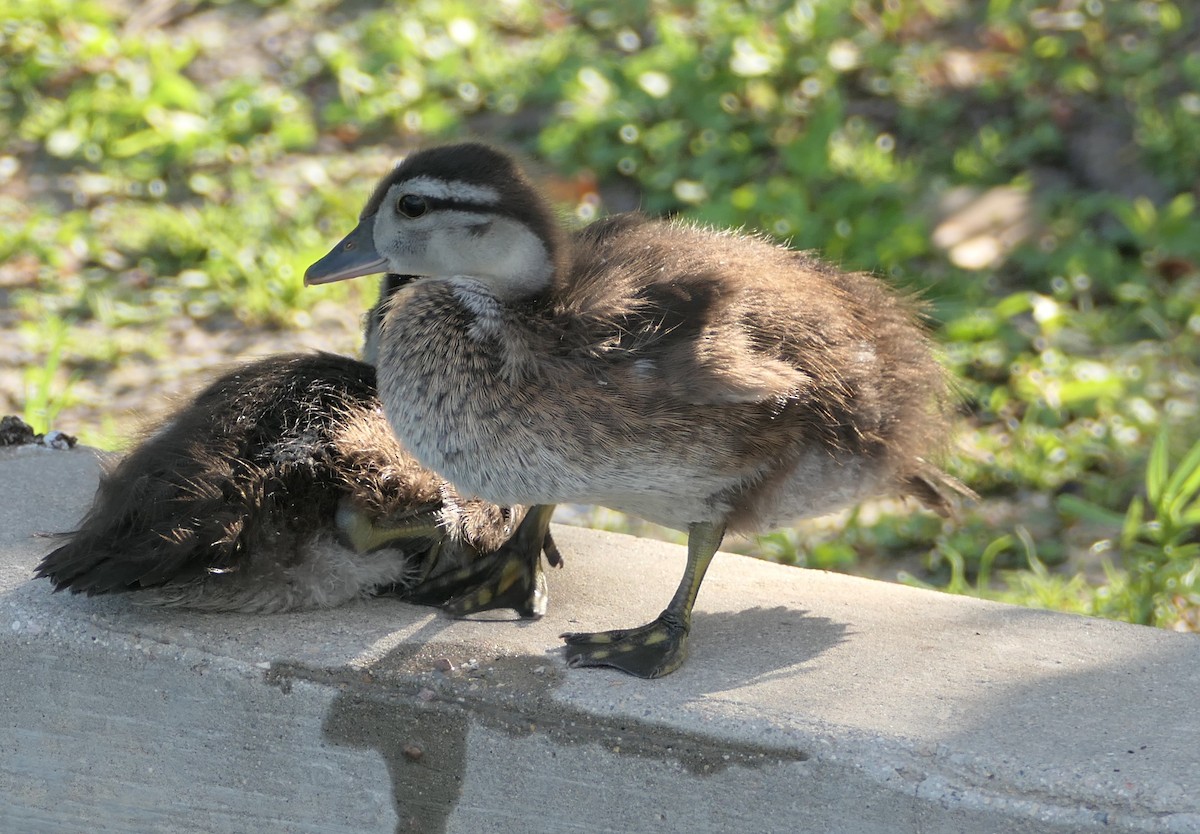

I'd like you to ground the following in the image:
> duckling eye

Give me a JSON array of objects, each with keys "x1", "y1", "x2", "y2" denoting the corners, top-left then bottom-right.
[{"x1": 396, "y1": 194, "x2": 428, "y2": 218}]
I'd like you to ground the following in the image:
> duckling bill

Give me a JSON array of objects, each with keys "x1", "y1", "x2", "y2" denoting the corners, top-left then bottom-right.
[
  {"x1": 307, "y1": 142, "x2": 971, "y2": 678},
  {"x1": 36, "y1": 351, "x2": 548, "y2": 615}
]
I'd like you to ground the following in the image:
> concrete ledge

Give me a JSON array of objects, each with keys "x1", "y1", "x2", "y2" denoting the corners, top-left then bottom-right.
[{"x1": 2, "y1": 445, "x2": 1198, "y2": 833}]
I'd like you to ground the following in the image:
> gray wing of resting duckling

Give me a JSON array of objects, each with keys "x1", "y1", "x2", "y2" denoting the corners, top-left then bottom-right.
[
  {"x1": 306, "y1": 142, "x2": 974, "y2": 678},
  {"x1": 34, "y1": 348, "x2": 550, "y2": 615}
]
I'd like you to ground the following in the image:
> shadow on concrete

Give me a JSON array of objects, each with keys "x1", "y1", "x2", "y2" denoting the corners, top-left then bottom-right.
[
  {"x1": 687, "y1": 605, "x2": 851, "y2": 691},
  {"x1": 314, "y1": 607, "x2": 842, "y2": 834},
  {"x1": 322, "y1": 681, "x2": 468, "y2": 834}
]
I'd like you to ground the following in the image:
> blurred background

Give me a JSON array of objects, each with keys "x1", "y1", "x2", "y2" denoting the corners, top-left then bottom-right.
[{"x1": 1, "y1": 0, "x2": 1197, "y2": 628}]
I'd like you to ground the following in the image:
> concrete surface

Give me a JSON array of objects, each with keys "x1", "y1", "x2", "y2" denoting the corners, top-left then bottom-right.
[{"x1": 1, "y1": 444, "x2": 1198, "y2": 834}]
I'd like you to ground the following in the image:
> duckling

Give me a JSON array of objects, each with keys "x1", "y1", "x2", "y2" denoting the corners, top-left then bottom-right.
[
  {"x1": 306, "y1": 142, "x2": 971, "y2": 678},
  {"x1": 36, "y1": 305, "x2": 554, "y2": 615}
]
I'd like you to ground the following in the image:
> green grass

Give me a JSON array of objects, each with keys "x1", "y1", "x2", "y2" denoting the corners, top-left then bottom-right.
[
  {"x1": 2, "y1": 0, "x2": 1197, "y2": 629},
  {"x1": 19, "y1": 312, "x2": 77, "y2": 432}
]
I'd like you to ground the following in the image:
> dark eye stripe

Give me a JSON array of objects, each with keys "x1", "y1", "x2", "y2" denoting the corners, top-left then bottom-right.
[{"x1": 394, "y1": 195, "x2": 498, "y2": 216}]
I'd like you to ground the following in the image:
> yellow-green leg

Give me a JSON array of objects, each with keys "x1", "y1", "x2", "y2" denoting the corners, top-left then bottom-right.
[
  {"x1": 407, "y1": 504, "x2": 557, "y2": 620},
  {"x1": 335, "y1": 499, "x2": 441, "y2": 553},
  {"x1": 562, "y1": 520, "x2": 726, "y2": 679},
  {"x1": 334, "y1": 498, "x2": 449, "y2": 591}
]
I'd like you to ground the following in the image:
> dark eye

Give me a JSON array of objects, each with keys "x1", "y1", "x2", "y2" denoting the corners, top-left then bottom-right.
[{"x1": 396, "y1": 194, "x2": 428, "y2": 218}]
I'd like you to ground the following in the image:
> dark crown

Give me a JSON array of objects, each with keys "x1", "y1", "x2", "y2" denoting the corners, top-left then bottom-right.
[{"x1": 364, "y1": 143, "x2": 544, "y2": 217}]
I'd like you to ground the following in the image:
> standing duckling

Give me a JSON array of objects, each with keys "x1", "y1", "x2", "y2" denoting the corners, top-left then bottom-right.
[
  {"x1": 37, "y1": 277, "x2": 554, "y2": 615},
  {"x1": 306, "y1": 142, "x2": 970, "y2": 678}
]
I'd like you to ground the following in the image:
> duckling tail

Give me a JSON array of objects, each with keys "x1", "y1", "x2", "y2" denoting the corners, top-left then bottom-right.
[{"x1": 903, "y1": 464, "x2": 978, "y2": 518}]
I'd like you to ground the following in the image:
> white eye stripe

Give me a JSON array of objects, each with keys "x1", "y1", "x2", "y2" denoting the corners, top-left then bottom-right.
[{"x1": 399, "y1": 176, "x2": 501, "y2": 205}]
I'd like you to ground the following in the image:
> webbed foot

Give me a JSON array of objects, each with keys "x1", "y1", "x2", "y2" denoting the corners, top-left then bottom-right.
[
  {"x1": 561, "y1": 612, "x2": 689, "y2": 679},
  {"x1": 406, "y1": 544, "x2": 548, "y2": 618},
  {"x1": 407, "y1": 504, "x2": 557, "y2": 620},
  {"x1": 562, "y1": 520, "x2": 727, "y2": 679}
]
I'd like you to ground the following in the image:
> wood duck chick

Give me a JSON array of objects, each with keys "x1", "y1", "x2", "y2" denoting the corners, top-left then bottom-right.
[
  {"x1": 35, "y1": 348, "x2": 547, "y2": 615},
  {"x1": 305, "y1": 142, "x2": 971, "y2": 678}
]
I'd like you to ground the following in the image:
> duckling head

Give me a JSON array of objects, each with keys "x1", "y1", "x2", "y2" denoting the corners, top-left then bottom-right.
[{"x1": 306, "y1": 143, "x2": 564, "y2": 300}]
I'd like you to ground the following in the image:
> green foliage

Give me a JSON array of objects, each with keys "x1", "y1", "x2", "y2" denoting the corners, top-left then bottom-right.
[
  {"x1": 1118, "y1": 431, "x2": 1200, "y2": 627},
  {"x1": 2, "y1": 0, "x2": 1198, "y2": 628},
  {"x1": 908, "y1": 430, "x2": 1200, "y2": 631},
  {"x1": 20, "y1": 313, "x2": 78, "y2": 433}
]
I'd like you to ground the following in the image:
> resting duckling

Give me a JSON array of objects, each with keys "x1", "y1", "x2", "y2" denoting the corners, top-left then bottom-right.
[
  {"x1": 306, "y1": 142, "x2": 970, "y2": 678},
  {"x1": 36, "y1": 292, "x2": 554, "y2": 615}
]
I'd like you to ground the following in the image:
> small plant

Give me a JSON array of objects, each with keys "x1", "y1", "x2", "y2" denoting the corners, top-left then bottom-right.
[
  {"x1": 21, "y1": 314, "x2": 78, "y2": 433},
  {"x1": 1043, "y1": 428, "x2": 1200, "y2": 629},
  {"x1": 905, "y1": 430, "x2": 1200, "y2": 632},
  {"x1": 1112, "y1": 430, "x2": 1200, "y2": 628}
]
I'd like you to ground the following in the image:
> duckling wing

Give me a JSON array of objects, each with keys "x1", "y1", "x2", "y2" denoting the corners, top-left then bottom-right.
[
  {"x1": 549, "y1": 213, "x2": 958, "y2": 483},
  {"x1": 36, "y1": 454, "x2": 284, "y2": 594},
  {"x1": 558, "y1": 215, "x2": 815, "y2": 406},
  {"x1": 629, "y1": 277, "x2": 815, "y2": 404}
]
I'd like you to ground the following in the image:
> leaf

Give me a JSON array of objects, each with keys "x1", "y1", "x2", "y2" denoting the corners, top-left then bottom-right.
[
  {"x1": 1122, "y1": 496, "x2": 1145, "y2": 548},
  {"x1": 109, "y1": 129, "x2": 166, "y2": 158},
  {"x1": 1165, "y1": 543, "x2": 1200, "y2": 560},
  {"x1": 1015, "y1": 526, "x2": 1044, "y2": 577},
  {"x1": 1145, "y1": 428, "x2": 1169, "y2": 509},
  {"x1": 1057, "y1": 494, "x2": 1126, "y2": 527},
  {"x1": 1162, "y1": 436, "x2": 1200, "y2": 520},
  {"x1": 977, "y1": 534, "x2": 1015, "y2": 590},
  {"x1": 993, "y1": 291, "x2": 1035, "y2": 319},
  {"x1": 1055, "y1": 377, "x2": 1124, "y2": 406}
]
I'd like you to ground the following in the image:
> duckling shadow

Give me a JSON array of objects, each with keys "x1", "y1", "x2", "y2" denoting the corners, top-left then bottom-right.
[
  {"x1": 315, "y1": 607, "x2": 843, "y2": 832},
  {"x1": 685, "y1": 605, "x2": 852, "y2": 692},
  {"x1": 316, "y1": 617, "x2": 557, "y2": 834},
  {"x1": 320, "y1": 665, "x2": 467, "y2": 834}
]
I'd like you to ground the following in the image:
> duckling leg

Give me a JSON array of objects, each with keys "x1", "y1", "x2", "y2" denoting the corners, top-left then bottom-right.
[
  {"x1": 562, "y1": 520, "x2": 726, "y2": 679},
  {"x1": 407, "y1": 504, "x2": 557, "y2": 619},
  {"x1": 334, "y1": 499, "x2": 441, "y2": 555}
]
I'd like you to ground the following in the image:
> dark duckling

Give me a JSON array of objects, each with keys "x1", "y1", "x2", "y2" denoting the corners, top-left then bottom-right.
[
  {"x1": 36, "y1": 293, "x2": 554, "y2": 614},
  {"x1": 306, "y1": 142, "x2": 972, "y2": 677}
]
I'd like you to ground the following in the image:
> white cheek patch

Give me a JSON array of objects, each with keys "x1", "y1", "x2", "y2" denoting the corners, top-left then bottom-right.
[
  {"x1": 440, "y1": 210, "x2": 493, "y2": 225},
  {"x1": 380, "y1": 218, "x2": 425, "y2": 256},
  {"x1": 397, "y1": 176, "x2": 501, "y2": 205}
]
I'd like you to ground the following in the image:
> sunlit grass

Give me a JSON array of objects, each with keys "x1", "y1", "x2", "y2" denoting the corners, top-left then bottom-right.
[{"x1": 2, "y1": 0, "x2": 1197, "y2": 628}]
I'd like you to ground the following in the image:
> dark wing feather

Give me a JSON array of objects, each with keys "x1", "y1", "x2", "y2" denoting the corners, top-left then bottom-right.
[
  {"x1": 36, "y1": 353, "x2": 442, "y2": 594},
  {"x1": 554, "y1": 214, "x2": 811, "y2": 405},
  {"x1": 543, "y1": 214, "x2": 955, "y2": 471}
]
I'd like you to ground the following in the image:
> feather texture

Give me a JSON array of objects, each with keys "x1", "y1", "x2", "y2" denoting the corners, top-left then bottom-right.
[
  {"x1": 36, "y1": 352, "x2": 520, "y2": 612},
  {"x1": 324, "y1": 143, "x2": 976, "y2": 533}
]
